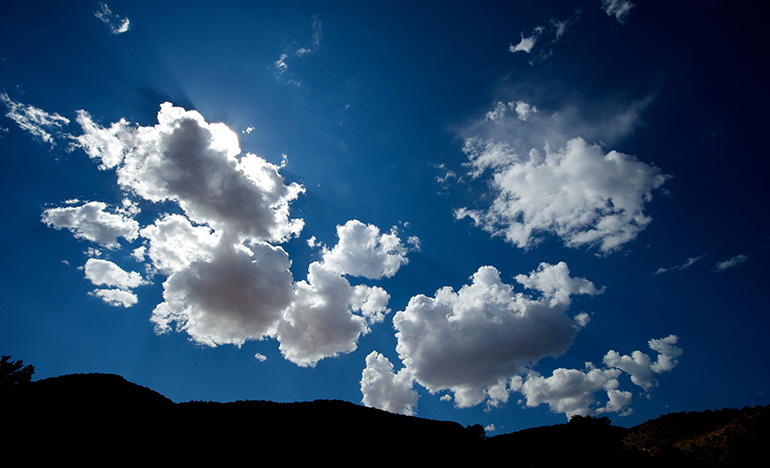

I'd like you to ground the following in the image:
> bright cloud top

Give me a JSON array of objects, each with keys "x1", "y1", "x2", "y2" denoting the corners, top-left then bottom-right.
[
  {"x1": 319, "y1": 220, "x2": 418, "y2": 280},
  {"x1": 457, "y1": 99, "x2": 669, "y2": 254},
  {"x1": 76, "y1": 103, "x2": 306, "y2": 243}
]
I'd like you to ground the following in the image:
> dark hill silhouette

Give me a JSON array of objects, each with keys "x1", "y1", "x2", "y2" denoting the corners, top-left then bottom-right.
[
  {"x1": 1, "y1": 372, "x2": 768, "y2": 465},
  {"x1": 1, "y1": 373, "x2": 483, "y2": 463}
]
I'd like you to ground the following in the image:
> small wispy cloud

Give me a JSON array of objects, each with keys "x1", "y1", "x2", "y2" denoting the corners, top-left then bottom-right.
[
  {"x1": 94, "y1": 2, "x2": 131, "y2": 35},
  {"x1": 509, "y1": 29, "x2": 541, "y2": 54},
  {"x1": 274, "y1": 15, "x2": 322, "y2": 85},
  {"x1": 0, "y1": 92, "x2": 70, "y2": 147},
  {"x1": 275, "y1": 53, "x2": 289, "y2": 73},
  {"x1": 601, "y1": 0, "x2": 635, "y2": 25},
  {"x1": 654, "y1": 254, "x2": 706, "y2": 276},
  {"x1": 296, "y1": 16, "x2": 322, "y2": 56},
  {"x1": 712, "y1": 254, "x2": 749, "y2": 272},
  {"x1": 508, "y1": 11, "x2": 580, "y2": 64}
]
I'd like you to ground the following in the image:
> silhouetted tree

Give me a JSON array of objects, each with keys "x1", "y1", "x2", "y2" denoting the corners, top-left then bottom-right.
[
  {"x1": 466, "y1": 424, "x2": 487, "y2": 440},
  {"x1": 0, "y1": 355, "x2": 34, "y2": 388}
]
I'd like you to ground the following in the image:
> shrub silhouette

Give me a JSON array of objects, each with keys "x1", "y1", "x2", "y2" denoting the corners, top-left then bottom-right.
[{"x1": 0, "y1": 355, "x2": 34, "y2": 388}]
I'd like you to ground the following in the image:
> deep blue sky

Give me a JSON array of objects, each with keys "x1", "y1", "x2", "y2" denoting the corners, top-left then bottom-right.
[{"x1": 2, "y1": 0, "x2": 768, "y2": 434}]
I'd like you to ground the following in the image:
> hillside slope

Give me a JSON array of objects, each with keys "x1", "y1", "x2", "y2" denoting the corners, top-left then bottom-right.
[{"x1": 2, "y1": 373, "x2": 767, "y2": 465}]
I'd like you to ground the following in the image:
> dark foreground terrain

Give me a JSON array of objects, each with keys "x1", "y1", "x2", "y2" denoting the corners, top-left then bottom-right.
[{"x1": 1, "y1": 373, "x2": 767, "y2": 465}]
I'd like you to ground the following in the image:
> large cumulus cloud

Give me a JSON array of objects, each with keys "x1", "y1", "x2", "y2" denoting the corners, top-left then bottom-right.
[
  {"x1": 76, "y1": 103, "x2": 305, "y2": 243},
  {"x1": 391, "y1": 262, "x2": 599, "y2": 408},
  {"x1": 151, "y1": 238, "x2": 295, "y2": 347},
  {"x1": 361, "y1": 260, "x2": 682, "y2": 417},
  {"x1": 456, "y1": 98, "x2": 669, "y2": 254}
]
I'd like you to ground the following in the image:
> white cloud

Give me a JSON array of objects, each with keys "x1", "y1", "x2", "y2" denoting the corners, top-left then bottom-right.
[
  {"x1": 84, "y1": 258, "x2": 145, "y2": 308},
  {"x1": 508, "y1": 12, "x2": 579, "y2": 64},
  {"x1": 90, "y1": 288, "x2": 138, "y2": 308},
  {"x1": 75, "y1": 103, "x2": 305, "y2": 243},
  {"x1": 296, "y1": 15, "x2": 322, "y2": 56},
  {"x1": 75, "y1": 111, "x2": 132, "y2": 169},
  {"x1": 276, "y1": 261, "x2": 390, "y2": 367},
  {"x1": 50, "y1": 103, "x2": 413, "y2": 369},
  {"x1": 360, "y1": 351, "x2": 418, "y2": 415},
  {"x1": 509, "y1": 33, "x2": 539, "y2": 54},
  {"x1": 320, "y1": 220, "x2": 417, "y2": 280},
  {"x1": 84, "y1": 258, "x2": 145, "y2": 290},
  {"x1": 274, "y1": 16, "x2": 322, "y2": 83},
  {"x1": 514, "y1": 261, "x2": 603, "y2": 306},
  {"x1": 518, "y1": 335, "x2": 681, "y2": 418},
  {"x1": 603, "y1": 334, "x2": 682, "y2": 390},
  {"x1": 518, "y1": 366, "x2": 627, "y2": 418},
  {"x1": 713, "y1": 254, "x2": 749, "y2": 272},
  {"x1": 274, "y1": 218, "x2": 416, "y2": 367},
  {"x1": 379, "y1": 268, "x2": 681, "y2": 419},
  {"x1": 457, "y1": 98, "x2": 669, "y2": 254},
  {"x1": 486, "y1": 101, "x2": 538, "y2": 123},
  {"x1": 94, "y1": 2, "x2": 131, "y2": 34},
  {"x1": 275, "y1": 53, "x2": 289, "y2": 73},
  {"x1": 393, "y1": 262, "x2": 599, "y2": 408},
  {"x1": 468, "y1": 95, "x2": 655, "y2": 157},
  {"x1": 1, "y1": 92, "x2": 70, "y2": 146},
  {"x1": 485, "y1": 102, "x2": 508, "y2": 122},
  {"x1": 458, "y1": 137, "x2": 668, "y2": 253},
  {"x1": 648, "y1": 335, "x2": 684, "y2": 373},
  {"x1": 138, "y1": 214, "x2": 221, "y2": 275},
  {"x1": 654, "y1": 255, "x2": 705, "y2": 275},
  {"x1": 601, "y1": 0, "x2": 635, "y2": 24},
  {"x1": 151, "y1": 239, "x2": 295, "y2": 347},
  {"x1": 41, "y1": 200, "x2": 139, "y2": 249},
  {"x1": 514, "y1": 101, "x2": 538, "y2": 121},
  {"x1": 602, "y1": 349, "x2": 656, "y2": 391},
  {"x1": 131, "y1": 246, "x2": 146, "y2": 262}
]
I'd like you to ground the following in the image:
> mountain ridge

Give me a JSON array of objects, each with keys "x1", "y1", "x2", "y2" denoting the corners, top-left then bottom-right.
[{"x1": 2, "y1": 372, "x2": 767, "y2": 465}]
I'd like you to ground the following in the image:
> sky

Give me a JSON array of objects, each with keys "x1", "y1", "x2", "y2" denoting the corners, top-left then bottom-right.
[{"x1": 1, "y1": 0, "x2": 769, "y2": 435}]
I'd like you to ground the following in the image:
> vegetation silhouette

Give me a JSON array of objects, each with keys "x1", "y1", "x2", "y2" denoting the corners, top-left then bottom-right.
[
  {"x1": 0, "y1": 355, "x2": 34, "y2": 388},
  {"x1": 1, "y1": 356, "x2": 767, "y2": 465}
]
